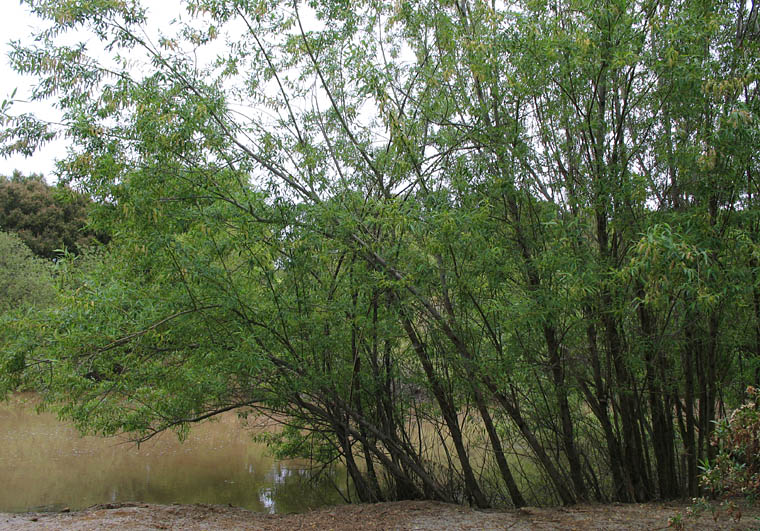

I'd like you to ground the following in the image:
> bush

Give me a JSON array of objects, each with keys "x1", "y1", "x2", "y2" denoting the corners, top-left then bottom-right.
[
  {"x1": 669, "y1": 397, "x2": 760, "y2": 529},
  {"x1": 0, "y1": 230, "x2": 56, "y2": 312},
  {"x1": 700, "y1": 386, "x2": 760, "y2": 501}
]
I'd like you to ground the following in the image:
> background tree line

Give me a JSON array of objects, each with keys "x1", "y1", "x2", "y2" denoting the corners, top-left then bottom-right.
[
  {"x1": 0, "y1": 171, "x2": 105, "y2": 312},
  {"x1": 0, "y1": 171, "x2": 106, "y2": 259},
  {"x1": 1, "y1": 0, "x2": 759, "y2": 507}
]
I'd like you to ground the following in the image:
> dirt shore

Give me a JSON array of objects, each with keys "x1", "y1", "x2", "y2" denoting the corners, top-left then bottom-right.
[{"x1": 2, "y1": 500, "x2": 759, "y2": 530}]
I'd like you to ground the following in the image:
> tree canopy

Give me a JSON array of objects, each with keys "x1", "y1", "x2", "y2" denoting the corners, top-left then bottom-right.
[
  {"x1": 0, "y1": 171, "x2": 106, "y2": 259},
  {"x1": 1, "y1": 0, "x2": 759, "y2": 507}
]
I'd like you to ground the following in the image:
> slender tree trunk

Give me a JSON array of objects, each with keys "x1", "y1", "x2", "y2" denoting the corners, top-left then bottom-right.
[
  {"x1": 753, "y1": 262, "x2": 760, "y2": 386},
  {"x1": 602, "y1": 301, "x2": 651, "y2": 501},
  {"x1": 398, "y1": 311, "x2": 490, "y2": 508},
  {"x1": 337, "y1": 420, "x2": 374, "y2": 503},
  {"x1": 681, "y1": 325, "x2": 698, "y2": 497},
  {"x1": 597, "y1": 208, "x2": 651, "y2": 501},
  {"x1": 638, "y1": 297, "x2": 679, "y2": 498},
  {"x1": 583, "y1": 320, "x2": 631, "y2": 501},
  {"x1": 472, "y1": 389, "x2": 526, "y2": 507},
  {"x1": 490, "y1": 386, "x2": 576, "y2": 505},
  {"x1": 544, "y1": 324, "x2": 587, "y2": 500}
]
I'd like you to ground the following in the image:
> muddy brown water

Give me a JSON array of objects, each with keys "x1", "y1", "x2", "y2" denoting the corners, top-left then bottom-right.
[{"x1": 0, "y1": 395, "x2": 347, "y2": 513}]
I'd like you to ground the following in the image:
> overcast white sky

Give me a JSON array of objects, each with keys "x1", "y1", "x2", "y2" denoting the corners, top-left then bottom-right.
[
  {"x1": 0, "y1": 1, "x2": 356, "y2": 184},
  {"x1": 0, "y1": 1, "x2": 64, "y2": 179},
  {"x1": 0, "y1": 1, "x2": 187, "y2": 182}
]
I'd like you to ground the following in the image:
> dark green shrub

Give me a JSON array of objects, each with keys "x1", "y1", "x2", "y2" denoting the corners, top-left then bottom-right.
[{"x1": 700, "y1": 387, "x2": 760, "y2": 501}]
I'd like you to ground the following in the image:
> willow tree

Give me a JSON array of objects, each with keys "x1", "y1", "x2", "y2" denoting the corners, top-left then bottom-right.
[{"x1": 2, "y1": 0, "x2": 759, "y2": 506}]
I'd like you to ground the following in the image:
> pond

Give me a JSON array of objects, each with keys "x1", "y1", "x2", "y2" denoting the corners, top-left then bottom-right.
[{"x1": 0, "y1": 395, "x2": 347, "y2": 513}]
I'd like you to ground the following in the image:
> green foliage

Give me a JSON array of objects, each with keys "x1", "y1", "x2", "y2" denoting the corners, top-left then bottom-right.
[
  {"x1": 0, "y1": 230, "x2": 55, "y2": 312},
  {"x1": 701, "y1": 387, "x2": 760, "y2": 500},
  {"x1": 0, "y1": 171, "x2": 106, "y2": 259},
  {"x1": 2, "y1": 0, "x2": 760, "y2": 507},
  {"x1": 670, "y1": 388, "x2": 760, "y2": 527}
]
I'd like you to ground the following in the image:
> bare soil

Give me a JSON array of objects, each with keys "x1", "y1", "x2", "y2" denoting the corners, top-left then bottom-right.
[{"x1": 2, "y1": 500, "x2": 759, "y2": 530}]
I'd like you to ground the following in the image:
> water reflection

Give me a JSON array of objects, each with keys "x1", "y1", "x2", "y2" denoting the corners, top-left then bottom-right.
[{"x1": 0, "y1": 395, "x2": 347, "y2": 513}]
